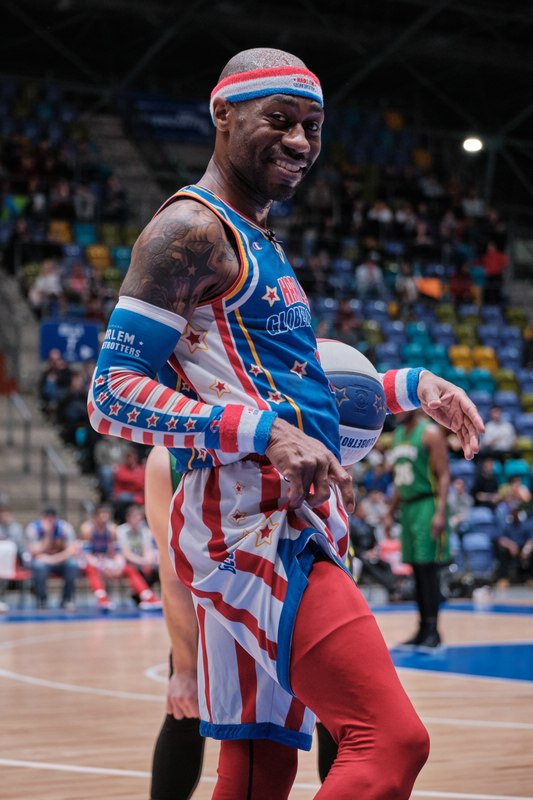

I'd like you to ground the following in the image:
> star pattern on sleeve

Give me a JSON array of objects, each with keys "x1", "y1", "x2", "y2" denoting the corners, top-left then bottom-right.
[
  {"x1": 166, "y1": 417, "x2": 178, "y2": 430},
  {"x1": 267, "y1": 390, "x2": 285, "y2": 404},
  {"x1": 109, "y1": 401, "x2": 123, "y2": 416},
  {"x1": 184, "y1": 418, "x2": 196, "y2": 431},
  {"x1": 261, "y1": 285, "x2": 280, "y2": 307},
  {"x1": 94, "y1": 374, "x2": 105, "y2": 387},
  {"x1": 146, "y1": 412, "x2": 160, "y2": 427},
  {"x1": 182, "y1": 323, "x2": 208, "y2": 353},
  {"x1": 249, "y1": 363, "x2": 264, "y2": 377},
  {"x1": 127, "y1": 408, "x2": 140, "y2": 423},
  {"x1": 210, "y1": 378, "x2": 231, "y2": 398},
  {"x1": 290, "y1": 360, "x2": 308, "y2": 379}
]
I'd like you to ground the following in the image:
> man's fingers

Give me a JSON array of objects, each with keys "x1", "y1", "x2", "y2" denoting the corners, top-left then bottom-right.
[
  {"x1": 285, "y1": 469, "x2": 306, "y2": 509},
  {"x1": 307, "y1": 462, "x2": 330, "y2": 507},
  {"x1": 328, "y1": 459, "x2": 355, "y2": 513}
]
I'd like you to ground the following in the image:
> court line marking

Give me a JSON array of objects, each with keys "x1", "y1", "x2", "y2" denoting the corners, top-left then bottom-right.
[
  {"x1": 1, "y1": 758, "x2": 532, "y2": 799},
  {"x1": 398, "y1": 665, "x2": 533, "y2": 686},
  {"x1": 424, "y1": 716, "x2": 533, "y2": 731}
]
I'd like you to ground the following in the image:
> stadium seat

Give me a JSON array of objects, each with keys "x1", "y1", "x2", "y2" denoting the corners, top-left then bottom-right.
[
  {"x1": 514, "y1": 413, "x2": 533, "y2": 440},
  {"x1": 363, "y1": 300, "x2": 389, "y2": 322},
  {"x1": 516, "y1": 436, "x2": 533, "y2": 464},
  {"x1": 425, "y1": 343, "x2": 448, "y2": 367},
  {"x1": 454, "y1": 321, "x2": 478, "y2": 347},
  {"x1": 444, "y1": 366, "x2": 470, "y2": 392},
  {"x1": 506, "y1": 307, "x2": 528, "y2": 330},
  {"x1": 450, "y1": 459, "x2": 477, "y2": 490},
  {"x1": 375, "y1": 342, "x2": 401, "y2": 363},
  {"x1": 494, "y1": 369, "x2": 520, "y2": 393},
  {"x1": 502, "y1": 458, "x2": 531, "y2": 486},
  {"x1": 73, "y1": 222, "x2": 97, "y2": 246},
  {"x1": 461, "y1": 531, "x2": 496, "y2": 576},
  {"x1": 406, "y1": 321, "x2": 431, "y2": 344},
  {"x1": 436, "y1": 303, "x2": 456, "y2": 324},
  {"x1": 496, "y1": 345, "x2": 523, "y2": 372},
  {"x1": 100, "y1": 223, "x2": 123, "y2": 247},
  {"x1": 480, "y1": 305, "x2": 504, "y2": 324},
  {"x1": 85, "y1": 244, "x2": 112, "y2": 270},
  {"x1": 457, "y1": 304, "x2": 478, "y2": 319},
  {"x1": 500, "y1": 325, "x2": 523, "y2": 345},
  {"x1": 520, "y1": 393, "x2": 533, "y2": 413},
  {"x1": 478, "y1": 323, "x2": 501, "y2": 344},
  {"x1": 449, "y1": 345, "x2": 473, "y2": 370},
  {"x1": 430, "y1": 322, "x2": 456, "y2": 349},
  {"x1": 472, "y1": 346, "x2": 498, "y2": 371},
  {"x1": 469, "y1": 369, "x2": 496, "y2": 395},
  {"x1": 313, "y1": 296, "x2": 338, "y2": 322},
  {"x1": 112, "y1": 245, "x2": 132, "y2": 272},
  {"x1": 401, "y1": 341, "x2": 426, "y2": 366},
  {"x1": 493, "y1": 389, "x2": 522, "y2": 416},
  {"x1": 48, "y1": 219, "x2": 72, "y2": 244}
]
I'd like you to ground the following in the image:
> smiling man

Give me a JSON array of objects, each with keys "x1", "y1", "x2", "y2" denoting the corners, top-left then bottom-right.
[{"x1": 89, "y1": 48, "x2": 483, "y2": 799}]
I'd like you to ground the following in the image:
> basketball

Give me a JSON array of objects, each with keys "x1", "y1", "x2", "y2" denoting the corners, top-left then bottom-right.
[{"x1": 317, "y1": 339, "x2": 387, "y2": 466}]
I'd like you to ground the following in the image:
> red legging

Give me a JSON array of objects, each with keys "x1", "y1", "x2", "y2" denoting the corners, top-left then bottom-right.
[
  {"x1": 213, "y1": 559, "x2": 429, "y2": 799},
  {"x1": 85, "y1": 562, "x2": 151, "y2": 595}
]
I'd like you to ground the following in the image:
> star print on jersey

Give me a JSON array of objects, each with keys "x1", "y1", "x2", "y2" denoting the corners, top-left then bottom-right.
[
  {"x1": 127, "y1": 408, "x2": 140, "y2": 423},
  {"x1": 332, "y1": 385, "x2": 349, "y2": 406},
  {"x1": 290, "y1": 360, "x2": 307, "y2": 379},
  {"x1": 109, "y1": 401, "x2": 123, "y2": 416},
  {"x1": 230, "y1": 509, "x2": 248, "y2": 524},
  {"x1": 262, "y1": 285, "x2": 280, "y2": 307},
  {"x1": 146, "y1": 412, "x2": 160, "y2": 427},
  {"x1": 184, "y1": 418, "x2": 196, "y2": 431},
  {"x1": 182, "y1": 323, "x2": 208, "y2": 353},
  {"x1": 210, "y1": 378, "x2": 231, "y2": 398},
  {"x1": 254, "y1": 517, "x2": 279, "y2": 547},
  {"x1": 94, "y1": 374, "x2": 105, "y2": 388},
  {"x1": 373, "y1": 394, "x2": 385, "y2": 414},
  {"x1": 249, "y1": 363, "x2": 264, "y2": 377},
  {"x1": 267, "y1": 390, "x2": 285, "y2": 404},
  {"x1": 166, "y1": 417, "x2": 178, "y2": 430},
  {"x1": 234, "y1": 482, "x2": 245, "y2": 495},
  {"x1": 97, "y1": 391, "x2": 109, "y2": 403},
  {"x1": 197, "y1": 448, "x2": 208, "y2": 461}
]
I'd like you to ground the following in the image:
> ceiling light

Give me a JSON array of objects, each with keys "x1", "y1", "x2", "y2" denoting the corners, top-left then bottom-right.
[{"x1": 463, "y1": 137, "x2": 483, "y2": 153}]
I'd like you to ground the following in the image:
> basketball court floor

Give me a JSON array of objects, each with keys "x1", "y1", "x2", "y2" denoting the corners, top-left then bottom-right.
[{"x1": 1, "y1": 593, "x2": 532, "y2": 800}]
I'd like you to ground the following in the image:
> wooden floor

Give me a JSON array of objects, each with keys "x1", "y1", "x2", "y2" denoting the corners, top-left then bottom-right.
[{"x1": 1, "y1": 603, "x2": 532, "y2": 800}]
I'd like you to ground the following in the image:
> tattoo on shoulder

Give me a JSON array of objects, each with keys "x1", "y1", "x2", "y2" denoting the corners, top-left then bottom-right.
[{"x1": 120, "y1": 200, "x2": 239, "y2": 317}]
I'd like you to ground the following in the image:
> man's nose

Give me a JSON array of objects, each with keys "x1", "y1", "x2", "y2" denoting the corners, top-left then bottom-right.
[{"x1": 281, "y1": 124, "x2": 311, "y2": 154}]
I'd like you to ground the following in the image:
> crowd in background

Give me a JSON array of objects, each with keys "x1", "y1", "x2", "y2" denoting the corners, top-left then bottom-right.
[{"x1": 1, "y1": 79, "x2": 533, "y2": 609}]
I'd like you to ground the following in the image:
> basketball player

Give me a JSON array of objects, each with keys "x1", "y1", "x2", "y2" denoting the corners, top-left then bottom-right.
[
  {"x1": 89, "y1": 48, "x2": 484, "y2": 799},
  {"x1": 386, "y1": 410, "x2": 451, "y2": 648}
]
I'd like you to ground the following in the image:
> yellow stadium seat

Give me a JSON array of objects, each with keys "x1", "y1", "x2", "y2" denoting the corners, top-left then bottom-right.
[
  {"x1": 494, "y1": 368, "x2": 519, "y2": 392},
  {"x1": 449, "y1": 345, "x2": 473, "y2": 370},
  {"x1": 85, "y1": 244, "x2": 111, "y2": 270},
  {"x1": 48, "y1": 220, "x2": 73, "y2": 244},
  {"x1": 520, "y1": 392, "x2": 533, "y2": 413},
  {"x1": 472, "y1": 346, "x2": 498, "y2": 371}
]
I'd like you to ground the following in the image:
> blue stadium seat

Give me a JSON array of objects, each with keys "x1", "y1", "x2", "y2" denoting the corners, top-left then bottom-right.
[
  {"x1": 469, "y1": 368, "x2": 496, "y2": 395},
  {"x1": 312, "y1": 297, "x2": 339, "y2": 322},
  {"x1": 480, "y1": 306, "x2": 504, "y2": 324},
  {"x1": 450, "y1": 459, "x2": 477, "y2": 491},
  {"x1": 401, "y1": 342, "x2": 426, "y2": 366},
  {"x1": 493, "y1": 390, "x2": 522, "y2": 416},
  {"x1": 500, "y1": 325, "x2": 523, "y2": 344},
  {"x1": 463, "y1": 506, "x2": 498, "y2": 537},
  {"x1": 515, "y1": 413, "x2": 533, "y2": 440},
  {"x1": 430, "y1": 322, "x2": 456, "y2": 349},
  {"x1": 444, "y1": 366, "x2": 470, "y2": 392},
  {"x1": 461, "y1": 532, "x2": 496, "y2": 576},
  {"x1": 375, "y1": 342, "x2": 401, "y2": 363},
  {"x1": 502, "y1": 458, "x2": 531, "y2": 486},
  {"x1": 406, "y1": 321, "x2": 431, "y2": 344},
  {"x1": 363, "y1": 300, "x2": 389, "y2": 322},
  {"x1": 496, "y1": 345, "x2": 523, "y2": 372}
]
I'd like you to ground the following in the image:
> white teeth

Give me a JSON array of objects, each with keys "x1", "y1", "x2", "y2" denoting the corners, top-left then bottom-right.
[{"x1": 272, "y1": 159, "x2": 302, "y2": 173}]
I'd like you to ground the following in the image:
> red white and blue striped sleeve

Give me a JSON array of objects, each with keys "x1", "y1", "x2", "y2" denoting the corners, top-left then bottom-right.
[
  {"x1": 380, "y1": 368, "x2": 425, "y2": 414},
  {"x1": 87, "y1": 297, "x2": 277, "y2": 454}
]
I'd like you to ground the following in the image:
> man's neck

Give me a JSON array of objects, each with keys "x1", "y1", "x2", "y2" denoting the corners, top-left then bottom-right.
[{"x1": 199, "y1": 157, "x2": 272, "y2": 227}]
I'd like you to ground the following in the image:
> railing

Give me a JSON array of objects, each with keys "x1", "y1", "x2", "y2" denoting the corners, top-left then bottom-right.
[
  {"x1": 40, "y1": 446, "x2": 68, "y2": 519},
  {"x1": 5, "y1": 392, "x2": 32, "y2": 473}
]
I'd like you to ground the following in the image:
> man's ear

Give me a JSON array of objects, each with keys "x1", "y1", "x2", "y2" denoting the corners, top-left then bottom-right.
[{"x1": 213, "y1": 98, "x2": 232, "y2": 131}]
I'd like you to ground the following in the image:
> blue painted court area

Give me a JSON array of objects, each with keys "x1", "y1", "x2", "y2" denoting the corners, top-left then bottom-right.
[{"x1": 391, "y1": 641, "x2": 533, "y2": 682}]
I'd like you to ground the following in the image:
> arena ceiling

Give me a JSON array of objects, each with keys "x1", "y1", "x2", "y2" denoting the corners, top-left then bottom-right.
[{"x1": 3, "y1": 0, "x2": 533, "y2": 212}]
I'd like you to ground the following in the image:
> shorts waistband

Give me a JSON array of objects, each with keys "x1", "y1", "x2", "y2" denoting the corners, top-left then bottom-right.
[{"x1": 242, "y1": 454, "x2": 271, "y2": 466}]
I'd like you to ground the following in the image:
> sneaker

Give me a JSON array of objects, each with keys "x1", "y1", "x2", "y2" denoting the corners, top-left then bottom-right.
[
  {"x1": 61, "y1": 600, "x2": 76, "y2": 612},
  {"x1": 396, "y1": 628, "x2": 425, "y2": 648},
  {"x1": 139, "y1": 596, "x2": 162, "y2": 611},
  {"x1": 416, "y1": 630, "x2": 442, "y2": 650},
  {"x1": 98, "y1": 596, "x2": 115, "y2": 612}
]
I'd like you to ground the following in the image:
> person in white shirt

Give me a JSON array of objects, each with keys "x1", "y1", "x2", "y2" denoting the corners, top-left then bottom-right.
[
  {"x1": 116, "y1": 504, "x2": 159, "y2": 590},
  {"x1": 481, "y1": 406, "x2": 517, "y2": 454}
]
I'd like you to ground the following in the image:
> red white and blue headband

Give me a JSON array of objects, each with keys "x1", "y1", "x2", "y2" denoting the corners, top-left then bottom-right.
[{"x1": 209, "y1": 66, "x2": 323, "y2": 123}]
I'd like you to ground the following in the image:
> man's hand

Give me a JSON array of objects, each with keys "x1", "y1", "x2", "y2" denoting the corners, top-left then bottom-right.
[
  {"x1": 417, "y1": 372, "x2": 485, "y2": 460},
  {"x1": 265, "y1": 418, "x2": 355, "y2": 512},
  {"x1": 431, "y1": 510, "x2": 446, "y2": 540},
  {"x1": 167, "y1": 670, "x2": 199, "y2": 720}
]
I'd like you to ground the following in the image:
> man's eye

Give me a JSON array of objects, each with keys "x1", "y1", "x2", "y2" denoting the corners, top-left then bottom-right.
[
  {"x1": 306, "y1": 122, "x2": 321, "y2": 134},
  {"x1": 271, "y1": 114, "x2": 288, "y2": 124}
]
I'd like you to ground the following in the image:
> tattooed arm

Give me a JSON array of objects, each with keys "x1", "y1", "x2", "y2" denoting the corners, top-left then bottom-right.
[
  {"x1": 120, "y1": 199, "x2": 238, "y2": 315},
  {"x1": 87, "y1": 199, "x2": 278, "y2": 456}
]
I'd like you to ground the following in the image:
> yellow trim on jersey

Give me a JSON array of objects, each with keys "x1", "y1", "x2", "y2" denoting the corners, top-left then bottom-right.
[
  {"x1": 224, "y1": 230, "x2": 250, "y2": 302},
  {"x1": 234, "y1": 307, "x2": 304, "y2": 431}
]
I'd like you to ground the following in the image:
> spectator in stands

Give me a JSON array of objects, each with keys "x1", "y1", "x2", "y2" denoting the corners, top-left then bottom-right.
[
  {"x1": 116, "y1": 504, "x2": 159, "y2": 596},
  {"x1": 472, "y1": 458, "x2": 501, "y2": 510},
  {"x1": 349, "y1": 505, "x2": 401, "y2": 602},
  {"x1": 93, "y1": 434, "x2": 131, "y2": 501},
  {"x1": 63, "y1": 261, "x2": 89, "y2": 305},
  {"x1": 79, "y1": 504, "x2": 161, "y2": 610},
  {"x1": 354, "y1": 251, "x2": 387, "y2": 301},
  {"x1": 395, "y1": 261, "x2": 418, "y2": 314},
  {"x1": 39, "y1": 348, "x2": 72, "y2": 417},
  {"x1": 493, "y1": 507, "x2": 533, "y2": 587},
  {"x1": 112, "y1": 447, "x2": 146, "y2": 523},
  {"x1": 57, "y1": 370, "x2": 90, "y2": 446},
  {"x1": 482, "y1": 240, "x2": 508, "y2": 305},
  {"x1": 28, "y1": 258, "x2": 62, "y2": 318},
  {"x1": 0, "y1": 496, "x2": 25, "y2": 608},
  {"x1": 362, "y1": 462, "x2": 392, "y2": 496},
  {"x1": 449, "y1": 262, "x2": 474, "y2": 307},
  {"x1": 447, "y1": 477, "x2": 474, "y2": 532},
  {"x1": 497, "y1": 475, "x2": 531, "y2": 519},
  {"x1": 480, "y1": 406, "x2": 517, "y2": 456},
  {"x1": 102, "y1": 175, "x2": 128, "y2": 224},
  {"x1": 73, "y1": 183, "x2": 97, "y2": 222},
  {"x1": 25, "y1": 507, "x2": 79, "y2": 610},
  {"x1": 49, "y1": 179, "x2": 75, "y2": 222},
  {"x1": 357, "y1": 488, "x2": 390, "y2": 539}
]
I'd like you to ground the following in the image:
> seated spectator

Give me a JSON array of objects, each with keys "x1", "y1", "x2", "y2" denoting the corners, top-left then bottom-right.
[
  {"x1": 102, "y1": 175, "x2": 128, "y2": 223},
  {"x1": 449, "y1": 262, "x2": 474, "y2": 307},
  {"x1": 116, "y1": 505, "x2": 159, "y2": 596},
  {"x1": 362, "y1": 463, "x2": 392, "y2": 496},
  {"x1": 448, "y1": 477, "x2": 474, "y2": 532},
  {"x1": 0, "y1": 495, "x2": 25, "y2": 609},
  {"x1": 357, "y1": 488, "x2": 390, "y2": 539},
  {"x1": 481, "y1": 406, "x2": 517, "y2": 456},
  {"x1": 25, "y1": 507, "x2": 78, "y2": 610},
  {"x1": 472, "y1": 458, "x2": 501, "y2": 510},
  {"x1": 482, "y1": 241, "x2": 508, "y2": 305},
  {"x1": 493, "y1": 507, "x2": 533, "y2": 587},
  {"x1": 39, "y1": 348, "x2": 72, "y2": 416},
  {"x1": 354, "y1": 251, "x2": 387, "y2": 301},
  {"x1": 497, "y1": 475, "x2": 532, "y2": 520},
  {"x1": 73, "y1": 183, "x2": 96, "y2": 222},
  {"x1": 93, "y1": 434, "x2": 131, "y2": 501},
  {"x1": 79, "y1": 504, "x2": 161, "y2": 610},
  {"x1": 63, "y1": 261, "x2": 89, "y2": 305},
  {"x1": 57, "y1": 371, "x2": 90, "y2": 446},
  {"x1": 349, "y1": 505, "x2": 401, "y2": 601},
  {"x1": 28, "y1": 258, "x2": 62, "y2": 318},
  {"x1": 395, "y1": 261, "x2": 418, "y2": 314},
  {"x1": 112, "y1": 448, "x2": 146, "y2": 523}
]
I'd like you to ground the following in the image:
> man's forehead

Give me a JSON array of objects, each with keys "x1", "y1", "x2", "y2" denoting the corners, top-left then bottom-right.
[{"x1": 260, "y1": 94, "x2": 324, "y2": 114}]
